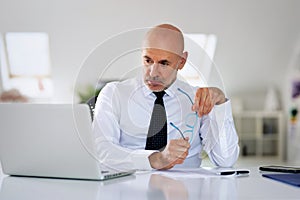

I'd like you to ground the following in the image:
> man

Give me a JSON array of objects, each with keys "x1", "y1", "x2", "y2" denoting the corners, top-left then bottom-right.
[{"x1": 92, "y1": 24, "x2": 239, "y2": 170}]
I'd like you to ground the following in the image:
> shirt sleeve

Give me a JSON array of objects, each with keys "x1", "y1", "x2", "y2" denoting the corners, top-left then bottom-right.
[
  {"x1": 92, "y1": 83, "x2": 156, "y2": 171},
  {"x1": 200, "y1": 99, "x2": 240, "y2": 167}
]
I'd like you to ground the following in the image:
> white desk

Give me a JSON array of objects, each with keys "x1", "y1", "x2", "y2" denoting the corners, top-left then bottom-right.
[{"x1": 0, "y1": 166, "x2": 299, "y2": 200}]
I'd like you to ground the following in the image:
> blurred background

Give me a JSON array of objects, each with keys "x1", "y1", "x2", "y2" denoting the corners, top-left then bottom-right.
[{"x1": 1, "y1": 0, "x2": 300, "y2": 164}]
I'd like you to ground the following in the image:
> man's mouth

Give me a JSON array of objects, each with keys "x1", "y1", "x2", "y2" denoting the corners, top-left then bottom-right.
[{"x1": 147, "y1": 80, "x2": 163, "y2": 86}]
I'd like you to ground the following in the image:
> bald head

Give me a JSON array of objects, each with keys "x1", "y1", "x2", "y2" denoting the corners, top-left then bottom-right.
[{"x1": 143, "y1": 24, "x2": 185, "y2": 56}]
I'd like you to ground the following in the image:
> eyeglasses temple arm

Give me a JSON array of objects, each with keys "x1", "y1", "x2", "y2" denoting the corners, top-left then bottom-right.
[
  {"x1": 170, "y1": 122, "x2": 186, "y2": 140},
  {"x1": 177, "y1": 88, "x2": 194, "y2": 105}
]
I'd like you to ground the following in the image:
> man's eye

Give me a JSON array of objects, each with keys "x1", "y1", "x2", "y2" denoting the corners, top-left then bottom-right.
[
  {"x1": 144, "y1": 59, "x2": 152, "y2": 65},
  {"x1": 160, "y1": 62, "x2": 169, "y2": 67}
]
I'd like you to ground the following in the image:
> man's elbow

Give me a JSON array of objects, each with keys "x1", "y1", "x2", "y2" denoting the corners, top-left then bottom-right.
[{"x1": 210, "y1": 147, "x2": 240, "y2": 168}]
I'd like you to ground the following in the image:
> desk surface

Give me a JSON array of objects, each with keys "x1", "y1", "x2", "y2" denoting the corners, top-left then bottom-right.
[{"x1": 0, "y1": 166, "x2": 300, "y2": 200}]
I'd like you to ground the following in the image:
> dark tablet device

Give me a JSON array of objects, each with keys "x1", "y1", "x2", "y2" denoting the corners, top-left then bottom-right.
[{"x1": 259, "y1": 165, "x2": 300, "y2": 173}]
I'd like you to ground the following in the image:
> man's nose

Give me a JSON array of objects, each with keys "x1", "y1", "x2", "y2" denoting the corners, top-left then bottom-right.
[{"x1": 149, "y1": 63, "x2": 159, "y2": 77}]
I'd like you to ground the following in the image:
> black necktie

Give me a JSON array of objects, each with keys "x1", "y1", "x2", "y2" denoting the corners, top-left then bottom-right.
[{"x1": 145, "y1": 91, "x2": 167, "y2": 151}]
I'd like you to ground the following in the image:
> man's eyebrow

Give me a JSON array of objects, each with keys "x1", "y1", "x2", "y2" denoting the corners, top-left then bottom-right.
[
  {"x1": 143, "y1": 56, "x2": 171, "y2": 64},
  {"x1": 143, "y1": 55, "x2": 152, "y2": 60}
]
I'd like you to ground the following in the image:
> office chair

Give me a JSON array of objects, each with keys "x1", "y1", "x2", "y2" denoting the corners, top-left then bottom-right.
[{"x1": 86, "y1": 95, "x2": 98, "y2": 121}]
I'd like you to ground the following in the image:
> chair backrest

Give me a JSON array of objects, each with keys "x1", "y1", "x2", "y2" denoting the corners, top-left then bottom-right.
[{"x1": 86, "y1": 95, "x2": 98, "y2": 120}]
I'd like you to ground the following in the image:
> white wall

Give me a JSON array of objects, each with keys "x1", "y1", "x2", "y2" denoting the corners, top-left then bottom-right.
[{"x1": 0, "y1": 0, "x2": 300, "y2": 108}]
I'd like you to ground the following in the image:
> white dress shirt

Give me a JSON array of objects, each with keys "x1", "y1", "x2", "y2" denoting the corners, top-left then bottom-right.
[{"x1": 92, "y1": 77, "x2": 239, "y2": 170}]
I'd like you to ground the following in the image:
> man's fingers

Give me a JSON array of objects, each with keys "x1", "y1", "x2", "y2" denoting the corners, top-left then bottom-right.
[
  {"x1": 160, "y1": 139, "x2": 190, "y2": 168},
  {"x1": 171, "y1": 140, "x2": 190, "y2": 159},
  {"x1": 202, "y1": 95, "x2": 214, "y2": 115},
  {"x1": 166, "y1": 152, "x2": 188, "y2": 167},
  {"x1": 193, "y1": 87, "x2": 218, "y2": 117},
  {"x1": 169, "y1": 138, "x2": 190, "y2": 150},
  {"x1": 198, "y1": 89, "x2": 206, "y2": 116},
  {"x1": 196, "y1": 88, "x2": 209, "y2": 117}
]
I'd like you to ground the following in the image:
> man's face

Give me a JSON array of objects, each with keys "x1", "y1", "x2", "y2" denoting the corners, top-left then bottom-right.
[{"x1": 142, "y1": 48, "x2": 183, "y2": 92}]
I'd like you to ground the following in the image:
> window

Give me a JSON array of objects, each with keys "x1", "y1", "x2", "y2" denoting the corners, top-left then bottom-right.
[
  {"x1": 179, "y1": 33, "x2": 217, "y2": 87},
  {"x1": 0, "y1": 32, "x2": 53, "y2": 99}
]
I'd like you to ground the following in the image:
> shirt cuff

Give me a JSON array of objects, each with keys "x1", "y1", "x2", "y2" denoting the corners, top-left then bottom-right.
[
  {"x1": 200, "y1": 99, "x2": 234, "y2": 147},
  {"x1": 214, "y1": 98, "x2": 233, "y2": 119},
  {"x1": 131, "y1": 150, "x2": 158, "y2": 170}
]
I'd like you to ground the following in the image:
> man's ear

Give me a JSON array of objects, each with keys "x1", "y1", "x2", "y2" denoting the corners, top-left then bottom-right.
[{"x1": 178, "y1": 51, "x2": 188, "y2": 70}]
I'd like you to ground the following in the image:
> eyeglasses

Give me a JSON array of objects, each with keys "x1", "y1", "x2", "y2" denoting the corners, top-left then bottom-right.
[{"x1": 170, "y1": 88, "x2": 199, "y2": 142}]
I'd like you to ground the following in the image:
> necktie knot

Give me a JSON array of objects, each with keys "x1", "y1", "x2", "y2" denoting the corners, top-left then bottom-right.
[{"x1": 153, "y1": 91, "x2": 165, "y2": 99}]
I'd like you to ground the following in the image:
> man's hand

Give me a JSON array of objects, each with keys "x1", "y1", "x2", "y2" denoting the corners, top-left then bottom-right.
[
  {"x1": 192, "y1": 87, "x2": 226, "y2": 117},
  {"x1": 148, "y1": 138, "x2": 190, "y2": 170}
]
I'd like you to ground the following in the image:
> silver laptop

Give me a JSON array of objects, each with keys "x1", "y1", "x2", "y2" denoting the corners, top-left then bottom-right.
[{"x1": 0, "y1": 103, "x2": 135, "y2": 180}]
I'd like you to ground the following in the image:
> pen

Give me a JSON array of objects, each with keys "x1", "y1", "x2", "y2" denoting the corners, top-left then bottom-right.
[
  {"x1": 216, "y1": 171, "x2": 236, "y2": 176},
  {"x1": 236, "y1": 170, "x2": 250, "y2": 176},
  {"x1": 170, "y1": 122, "x2": 186, "y2": 140},
  {"x1": 216, "y1": 170, "x2": 250, "y2": 176}
]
